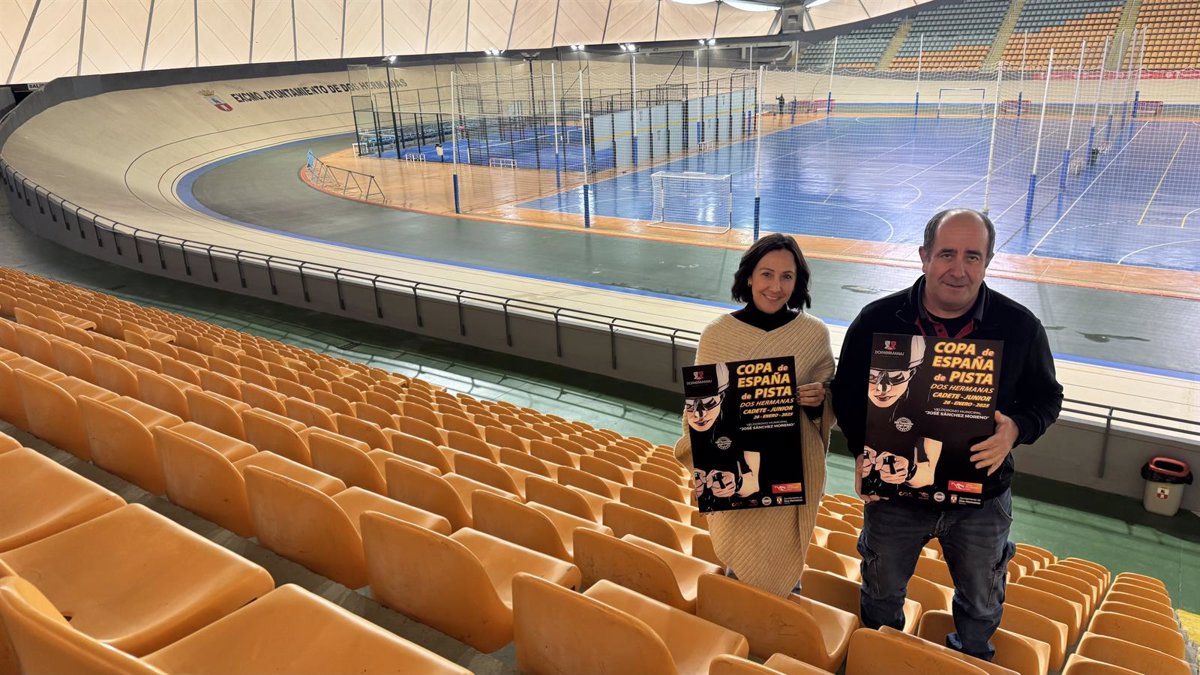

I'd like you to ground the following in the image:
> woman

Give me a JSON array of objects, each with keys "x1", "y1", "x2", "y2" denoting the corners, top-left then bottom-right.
[{"x1": 675, "y1": 233, "x2": 835, "y2": 597}]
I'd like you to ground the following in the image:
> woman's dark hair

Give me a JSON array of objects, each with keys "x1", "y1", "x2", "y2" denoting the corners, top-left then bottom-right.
[{"x1": 730, "y1": 233, "x2": 812, "y2": 309}]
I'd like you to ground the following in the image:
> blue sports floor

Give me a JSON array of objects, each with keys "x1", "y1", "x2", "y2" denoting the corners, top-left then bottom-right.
[{"x1": 517, "y1": 115, "x2": 1200, "y2": 272}]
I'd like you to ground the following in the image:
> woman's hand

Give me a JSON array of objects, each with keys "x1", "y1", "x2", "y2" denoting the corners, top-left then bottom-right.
[{"x1": 797, "y1": 381, "x2": 826, "y2": 407}]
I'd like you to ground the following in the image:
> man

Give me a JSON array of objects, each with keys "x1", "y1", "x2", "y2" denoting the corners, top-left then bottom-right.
[{"x1": 831, "y1": 208, "x2": 1062, "y2": 661}]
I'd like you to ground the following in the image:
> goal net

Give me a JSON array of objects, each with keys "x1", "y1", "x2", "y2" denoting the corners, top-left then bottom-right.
[
  {"x1": 650, "y1": 172, "x2": 733, "y2": 233},
  {"x1": 937, "y1": 88, "x2": 988, "y2": 119}
]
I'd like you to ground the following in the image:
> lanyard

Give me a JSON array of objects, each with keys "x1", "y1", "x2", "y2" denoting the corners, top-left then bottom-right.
[{"x1": 914, "y1": 316, "x2": 975, "y2": 339}]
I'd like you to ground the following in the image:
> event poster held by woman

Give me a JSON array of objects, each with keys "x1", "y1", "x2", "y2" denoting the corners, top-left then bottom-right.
[{"x1": 674, "y1": 233, "x2": 836, "y2": 597}]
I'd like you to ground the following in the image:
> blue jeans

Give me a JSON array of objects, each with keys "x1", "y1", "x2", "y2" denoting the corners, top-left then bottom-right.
[{"x1": 857, "y1": 490, "x2": 1015, "y2": 661}]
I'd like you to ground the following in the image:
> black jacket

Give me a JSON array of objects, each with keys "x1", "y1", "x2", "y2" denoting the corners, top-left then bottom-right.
[{"x1": 831, "y1": 277, "x2": 1063, "y2": 500}]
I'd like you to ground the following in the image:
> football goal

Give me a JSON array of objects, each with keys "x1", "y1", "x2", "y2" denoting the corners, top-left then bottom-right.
[
  {"x1": 937, "y1": 88, "x2": 988, "y2": 119},
  {"x1": 650, "y1": 171, "x2": 733, "y2": 233}
]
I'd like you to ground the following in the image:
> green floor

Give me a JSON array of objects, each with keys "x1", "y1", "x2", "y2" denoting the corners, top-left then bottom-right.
[{"x1": 2, "y1": 195, "x2": 1198, "y2": 615}]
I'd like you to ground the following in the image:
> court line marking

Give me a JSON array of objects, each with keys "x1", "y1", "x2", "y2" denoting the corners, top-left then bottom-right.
[
  {"x1": 935, "y1": 127, "x2": 1067, "y2": 212},
  {"x1": 1029, "y1": 122, "x2": 1149, "y2": 256},
  {"x1": 1117, "y1": 239, "x2": 1200, "y2": 265},
  {"x1": 1137, "y1": 131, "x2": 1190, "y2": 226},
  {"x1": 1181, "y1": 207, "x2": 1200, "y2": 229}
]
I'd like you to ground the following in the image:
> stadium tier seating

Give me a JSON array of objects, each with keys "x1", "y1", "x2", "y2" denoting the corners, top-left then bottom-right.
[
  {"x1": 1136, "y1": 0, "x2": 1200, "y2": 70},
  {"x1": 0, "y1": 265, "x2": 1193, "y2": 674},
  {"x1": 797, "y1": 18, "x2": 903, "y2": 70},
  {"x1": 1001, "y1": 0, "x2": 1125, "y2": 70},
  {"x1": 892, "y1": 0, "x2": 1012, "y2": 71}
]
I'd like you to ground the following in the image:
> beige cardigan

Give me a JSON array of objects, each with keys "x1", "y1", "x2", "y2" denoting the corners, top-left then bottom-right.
[{"x1": 675, "y1": 312, "x2": 835, "y2": 597}]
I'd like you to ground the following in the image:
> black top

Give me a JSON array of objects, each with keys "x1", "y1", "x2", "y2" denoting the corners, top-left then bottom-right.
[
  {"x1": 732, "y1": 303, "x2": 800, "y2": 332},
  {"x1": 732, "y1": 303, "x2": 821, "y2": 421},
  {"x1": 830, "y1": 276, "x2": 1063, "y2": 501}
]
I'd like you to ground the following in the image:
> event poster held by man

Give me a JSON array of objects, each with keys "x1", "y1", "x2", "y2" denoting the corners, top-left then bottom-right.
[{"x1": 832, "y1": 208, "x2": 1063, "y2": 662}]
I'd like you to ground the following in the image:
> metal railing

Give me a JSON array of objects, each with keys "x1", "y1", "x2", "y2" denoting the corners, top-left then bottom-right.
[
  {"x1": 306, "y1": 155, "x2": 386, "y2": 203},
  {"x1": 1, "y1": 155, "x2": 1198, "y2": 448},
  {"x1": 0, "y1": 156, "x2": 701, "y2": 383}
]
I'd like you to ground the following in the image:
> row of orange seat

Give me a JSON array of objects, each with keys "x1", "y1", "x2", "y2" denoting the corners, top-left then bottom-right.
[
  {"x1": 0, "y1": 267, "x2": 1190, "y2": 674},
  {"x1": 0, "y1": 434, "x2": 470, "y2": 674},
  {"x1": 1001, "y1": 7, "x2": 1122, "y2": 71}
]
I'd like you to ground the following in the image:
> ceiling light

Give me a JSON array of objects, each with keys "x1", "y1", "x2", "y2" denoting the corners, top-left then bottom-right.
[
  {"x1": 804, "y1": 0, "x2": 833, "y2": 7},
  {"x1": 725, "y1": 0, "x2": 780, "y2": 11}
]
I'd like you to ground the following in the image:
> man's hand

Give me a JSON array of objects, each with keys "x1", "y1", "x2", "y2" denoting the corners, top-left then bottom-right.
[
  {"x1": 797, "y1": 382, "x2": 826, "y2": 407},
  {"x1": 855, "y1": 453, "x2": 884, "y2": 502},
  {"x1": 877, "y1": 452, "x2": 910, "y2": 485},
  {"x1": 969, "y1": 410, "x2": 1020, "y2": 475},
  {"x1": 860, "y1": 447, "x2": 878, "y2": 478}
]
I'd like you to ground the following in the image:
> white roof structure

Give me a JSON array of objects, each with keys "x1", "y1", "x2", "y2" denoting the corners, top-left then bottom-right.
[{"x1": 0, "y1": 0, "x2": 940, "y2": 86}]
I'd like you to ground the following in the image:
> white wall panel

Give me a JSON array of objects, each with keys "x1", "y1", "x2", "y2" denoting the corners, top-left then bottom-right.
[
  {"x1": 467, "y1": 0, "x2": 515, "y2": 52},
  {"x1": 1, "y1": 0, "x2": 38, "y2": 81},
  {"x1": 144, "y1": 0, "x2": 196, "y2": 70},
  {"x1": 343, "y1": 0, "x2": 381, "y2": 57},
  {"x1": 713, "y1": 4, "x2": 776, "y2": 40},
  {"x1": 295, "y1": 0, "x2": 340, "y2": 61},
  {"x1": 426, "y1": 0, "x2": 467, "y2": 54},
  {"x1": 553, "y1": 0, "x2": 604, "y2": 47},
  {"x1": 508, "y1": 0, "x2": 554, "y2": 50},
  {"x1": 382, "y1": 0, "x2": 427, "y2": 55},
  {"x1": 81, "y1": 0, "x2": 150, "y2": 75},
  {"x1": 251, "y1": 0, "x2": 295, "y2": 63},
  {"x1": 11, "y1": 0, "x2": 84, "y2": 82},
  {"x1": 198, "y1": 0, "x2": 251, "y2": 67},
  {"x1": 655, "y1": 0, "x2": 715, "y2": 42},
  {"x1": 604, "y1": 0, "x2": 655, "y2": 44}
]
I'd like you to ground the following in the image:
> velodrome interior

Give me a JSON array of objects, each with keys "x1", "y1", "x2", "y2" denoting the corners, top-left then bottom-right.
[{"x1": 1, "y1": 0, "x2": 1198, "y2": 672}]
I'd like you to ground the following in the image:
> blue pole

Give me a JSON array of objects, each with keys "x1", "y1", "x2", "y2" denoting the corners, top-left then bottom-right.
[
  {"x1": 826, "y1": 92, "x2": 832, "y2": 115},
  {"x1": 1131, "y1": 90, "x2": 1140, "y2": 121},
  {"x1": 914, "y1": 91, "x2": 920, "y2": 117},
  {"x1": 452, "y1": 174, "x2": 461, "y2": 214},
  {"x1": 1023, "y1": 173, "x2": 1038, "y2": 226},
  {"x1": 632, "y1": 136, "x2": 638, "y2": 168},
  {"x1": 583, "y1": 184, "x2": 591, "y2": 229},
  {"x1": 1059, "y1": 149, "x2": 1070, "y2": 191},
  {"x1": 1016, "y1": 92, "x2": 1023, "y2": 118},
  {"x1": 753, "y1": 196, "x2": 761, "y2": 240}
]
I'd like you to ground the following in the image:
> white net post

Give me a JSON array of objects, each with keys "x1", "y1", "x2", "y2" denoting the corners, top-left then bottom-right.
[
  {"x1": 1088, "y1": 35, "x2": 1109, "y2": 159},
  {"x1": 551, "y1": 62, "x2": 562, "y2": 188},
  {"x1": 754, "y1": 65, "x2": 764, "y2": 239},
  {"x1": 1017, "y1": 33, "x2": 1028, "y2": 117},
  {"x1": 1106, "y1": 30, "x2": 1126, "y2": 143},
  {"x1": 580, "y1": 65, "x2": 590, "y2": 229},
  {"x1": 1131, "y1": 28, "x2": 1147, "y2": 122},
  {"x1": 450, "y1": 70, "x2": 461, "y2": 213},
  {"x1": 827, "y1": 36, "x2": 837, "y2": 114},
  {"x1": 915, "y1": 34, "x2": 924, "y2": 117},
  {"x1": 982, "y1": 62, "x2": 1004, "y2": 214},
  {"x1": 1060, "y1": 42, "x2": 1087, "y2": 191},
  {"x1": 1023, "y1": 48, "x2": 1054, "y2": 227}
]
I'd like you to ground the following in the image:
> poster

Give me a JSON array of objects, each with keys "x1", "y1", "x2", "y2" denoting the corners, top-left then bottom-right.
[
  {"x1": 683, "y1": 356, "x2": 805, "y2": 513},
  {"x1": 860, "y1": 334, "x2": 1003, "y2": 507}
]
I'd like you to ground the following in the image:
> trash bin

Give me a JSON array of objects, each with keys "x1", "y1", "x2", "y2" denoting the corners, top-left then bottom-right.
[{"x1": 1141, "y1": 457, "x2": 1193, "y2": 516}]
